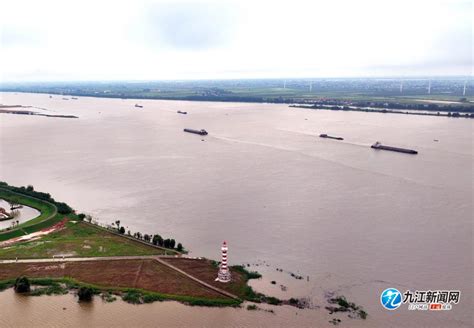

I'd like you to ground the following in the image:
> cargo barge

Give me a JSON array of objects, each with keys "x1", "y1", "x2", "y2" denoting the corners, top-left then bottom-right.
[
  {"x1": 319, "y1": 134, "x2": 344, "y2": 140},
  {"x1": 177, "y1": 110, "x2": 188, "y2": 114},
  {"x1": 371, "y1": 142, "x2": 417, "y2": 154},
  {"x1": 135, "y1": 104, "x2": 143, "y2": 108},
  {"x1": 184, "y1": 128, "x2": 208, "y2": 135}
]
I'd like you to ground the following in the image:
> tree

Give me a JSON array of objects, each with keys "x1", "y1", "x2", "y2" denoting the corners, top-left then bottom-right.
[
  {"x1": 169, "y1": 239, "x2": 176, "y2": 249},
  {"x1": 56, "y1": 202, "x2": 72, "y2": 214},
  {"x1": 144, "y1": 234, "x2": 150, "y2": 242},
  {"x1": 14, "y1": 277, "x2": 30, "y2": 293},
  {"x1": 78, "y1": 213, "x2": 86, "y2": 220},
  {"x1": 152, "y1": 234, "x2": 163, "y2": 246},
  {"x1": 119, "y1": 226, "x2": 125, "y2": 234},
  {"x1": 77, "y1": 287, "x2": 93, "y2": 302},
  {"x1": 26, "y1": 185, "x2": 34, "y2": 192},
  {"x1": 177, "y1": 243, "x2": 183, "y2": 252},
  {"x1": 115, "y1": 220, "x2": 121, "y2": 230},
  {"x1": 8, "y1": 200, "x2": 20, "y2": 210},
  {"x1": 163, "y1": 239, "x2": 171, "y2": 248}
]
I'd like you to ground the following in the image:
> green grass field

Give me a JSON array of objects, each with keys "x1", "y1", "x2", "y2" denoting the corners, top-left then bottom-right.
[{"x1": 0, "y1": 221, "x2": 165, "y2": 259}]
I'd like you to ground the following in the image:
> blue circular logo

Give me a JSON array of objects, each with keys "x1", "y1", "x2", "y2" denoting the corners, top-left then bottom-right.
[{"x1": 380, "y1": 288, "x2": 402, "y2": 310}]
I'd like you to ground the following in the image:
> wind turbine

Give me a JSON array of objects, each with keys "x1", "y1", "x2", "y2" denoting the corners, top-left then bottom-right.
[
  {"x1": 463, "y1": 80, "x2": 467, "y2": 96},
  {"x1": 283, "y1": 80, "x2": 286, "y2": 89},
  {"x1": 400, "y1": 80, "x2": 403, "y2": 93},
  {"x1": 309, "y1": 82, "x2": 312, "y2": 92},
  {"x1": 428, "y1": 80, "x2": 431, "y2": 94}
]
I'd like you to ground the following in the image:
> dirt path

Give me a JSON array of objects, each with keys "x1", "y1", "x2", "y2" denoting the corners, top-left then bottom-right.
[{"x1": 132, "y1": 260, "x2": 145, "y2": 288}]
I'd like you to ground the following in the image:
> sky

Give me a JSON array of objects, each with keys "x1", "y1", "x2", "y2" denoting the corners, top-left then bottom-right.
[{"x1": 0, "y1": 0, "x2": 472, "y2": 81}]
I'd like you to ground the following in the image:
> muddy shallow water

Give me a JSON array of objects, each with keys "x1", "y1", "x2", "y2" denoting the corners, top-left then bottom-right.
[{"x1": 0, "y1": 92, "x2": 472, "y2": 327}]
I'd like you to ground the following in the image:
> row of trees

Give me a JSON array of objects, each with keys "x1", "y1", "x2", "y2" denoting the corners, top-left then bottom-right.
[
  {"x1": 0, "y1": 182, "x2": 73, "y2": 215},
  {"x1": 97, "y1": 219, "x2": 184, "y2": 252}
]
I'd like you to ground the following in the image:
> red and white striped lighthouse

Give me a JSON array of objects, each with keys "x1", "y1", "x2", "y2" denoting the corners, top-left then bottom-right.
[{"x1": 216, "y1": 241, "x2": 231, "y2": 283}]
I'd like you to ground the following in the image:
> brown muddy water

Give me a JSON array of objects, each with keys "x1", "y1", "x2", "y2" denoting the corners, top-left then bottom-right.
[{"x1": 0, "y1": 92, "x2": 472, "y2": 327}]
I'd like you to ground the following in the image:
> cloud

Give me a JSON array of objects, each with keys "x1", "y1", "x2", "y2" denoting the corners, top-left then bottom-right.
[
  {"x1": 1, "y1": 27, "x2": 42, "y2": 47},
  {"x1": 144, "y1": 1, "x2": 238, "y2": 50},
  {"x1": 0, "y1": 0, "x2": 472, "y2": 81}
]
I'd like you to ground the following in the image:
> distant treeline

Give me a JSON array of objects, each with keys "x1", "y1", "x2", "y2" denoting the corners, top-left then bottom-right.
[
  {"x1": 292, "y1": 104, "x2": 474, "y2": 118},
  {"x1": 301, "y1": 99, "x2": 474, "y2": 113},
  {"x1": 0, "y1": 181, "x2": 73, "y2": 214},
  {"x1": 3, "y1": 89, "x2": 297, "y2": 104}
]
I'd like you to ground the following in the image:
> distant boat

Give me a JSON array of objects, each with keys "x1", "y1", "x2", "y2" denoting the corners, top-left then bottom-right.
[
  {"x1": 177, "y1": 110, "x2": 187, "y2": 115},
  {"x1": 184, "y1": 128, "x2": 208, "y2": 136},
  {"x1": 71, "y1": 97, "x2": 78, "y2": 100},
  {"x1": 371, "y1": 141, "x2": 418, "y2": 154},
  {"x1": 135, "y1": 104, "x2": 143, "y2": 108},
  {"x1": 62, "y1": 98, "x2": 69, "y2": 100},
  {"x1": 319, "y1": 133, "x2": 344, "y2": 140}
]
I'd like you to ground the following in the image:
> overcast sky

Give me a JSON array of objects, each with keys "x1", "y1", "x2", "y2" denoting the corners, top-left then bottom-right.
[{"x1": 0, "y1": 0, "x2": 472, "y2": 81}]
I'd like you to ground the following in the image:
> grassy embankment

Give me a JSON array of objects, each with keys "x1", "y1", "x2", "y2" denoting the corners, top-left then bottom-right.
[
  {"x1": 0, "y1": 221, "x2": 167, "y2": 259},
  {"x1": 0, "y1": 188, "x2": 61, "y2": 242}
]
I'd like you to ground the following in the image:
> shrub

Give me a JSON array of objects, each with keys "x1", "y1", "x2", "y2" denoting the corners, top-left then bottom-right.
[
  {"x1": 77, "y1": 287, "x2": 94, "y2": 302},
  {"x1": 265, "y1": 296, "x2": 282, "y2": 305},
  {"x1": 122, "y1": 290, "x2": 142, "y2": 304},
  {"x1": 143, "y1": 293, "x2": 164, "y2": 303},
  {"x1": 14, "y1": 277, "x2": 30, "y2": 293},
  {"x1": 247, "y1": 304, "x2": 258, "y2": 310}
]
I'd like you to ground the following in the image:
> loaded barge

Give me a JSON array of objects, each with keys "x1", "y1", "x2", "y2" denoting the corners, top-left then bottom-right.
[
  {"x1": 319, "y1": 134, "x2": 344, "y2": 140},
  {"x1": 184, "y1": 128, "x2": 208, "y2": 136},
  {"x1": 371, "y1": 142, "x2": 417, "y2": 154}
]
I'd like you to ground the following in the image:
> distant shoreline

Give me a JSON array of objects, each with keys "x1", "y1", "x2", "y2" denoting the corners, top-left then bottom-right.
[
  {"x1": 2, "y1": 90, "x2": 473, "y2": 115},
  {"x1": 290, "y1": 104, "x2": 474, "y2": 119}
]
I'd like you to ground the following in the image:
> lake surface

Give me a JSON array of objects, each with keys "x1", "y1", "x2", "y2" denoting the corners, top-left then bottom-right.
[{"x1": 0, "y1": 92, "x2": 472, "y2": 327}]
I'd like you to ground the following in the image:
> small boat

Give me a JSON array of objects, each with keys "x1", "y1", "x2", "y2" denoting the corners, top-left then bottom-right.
[
  {"x1": 135, "y1": 104, "x2": 143, "y2": 108},
  {"x1": 319, "y1": 134, "x2": 343, "y2": 140},
  {"x1": 177, "y1": 110, "x2": 188, "y2": 115},
  {"x1": 184, "y1": 128, "x2": 208, "y2": 136},
  {"x1": 371, "y1": 141, "x2": 417, "y2": 154},
  {"x1": 62, "y1": 98, "x2": 69, "y2": 100},
  {"x1": 71, "y1": 97, "x2": 78, "y2": 100}
]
